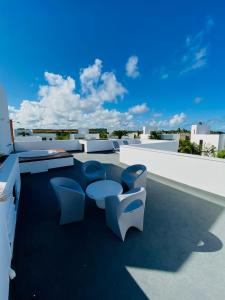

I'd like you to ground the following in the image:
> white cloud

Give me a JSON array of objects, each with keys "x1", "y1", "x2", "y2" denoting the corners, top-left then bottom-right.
[
  {"x1": 149, "y1": 112, "x2": 186, "y2": 128},
  {"x1": 126, "y1": 56, "x2": 140, "y2": 78},
  {"x1": 194, "y1": 96, "x2": 203, "y2": 104},
  {"x1": 152, "y1": 112, "x2": 163, "y2": 118},
  {"x1": 180, "y1": 18, "x2": 214, "y2": 74},
  {"x1": 169, "y1": 112, "x2": 186, "y2": 127},
  {"x1": 161, "y1": 73, "x2": 169, "y2": 80},
  {"x1": 128, "y1": 103, "x2": 149, "y2": 114},
  {"x1": 9, "y1": 60, "x2": 134, "y2": 130},
  {"x1": 80, "y1": 58, "x2": 102, "y2": 93}
]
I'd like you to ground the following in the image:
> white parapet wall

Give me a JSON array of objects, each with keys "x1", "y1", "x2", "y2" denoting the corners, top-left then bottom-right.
[
  {"x1": 138, "y1": 140, "x2": 179, "y2": 151},
  {"x1": 0, "y1": 155, "x2": 21, "y2": 300},
  {"x1": 79, "y1": 138, "x2": 141, "y2": 153},
  {"x1": 191, "y1": 133, "x2": 225, "y2": 151},
  {"x1": 79, "y1": 139, "x2": 113, "y2": 152},
  {"x1": 120, "y1": 144, "x2": 225, "y2": 198},
  {"x1": 161, "y1": 133, "x2": 180, "y2": 141},
  {"x1": 14, "y1": 139, "x2": 82, "y2": 152}
]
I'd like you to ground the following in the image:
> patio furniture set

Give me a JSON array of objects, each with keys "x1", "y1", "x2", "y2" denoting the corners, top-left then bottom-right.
[
  {"x1": 112, "y1": 139, "x2": 129, "y2": 152},
  {"x1": 50, "y1": 161, "x2": 147, "y2": 241}
]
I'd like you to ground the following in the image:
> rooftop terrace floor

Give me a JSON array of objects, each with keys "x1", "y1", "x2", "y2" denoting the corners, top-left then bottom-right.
[{"x1": 11, "y1": 152, "x2": 225, "y2": 300}]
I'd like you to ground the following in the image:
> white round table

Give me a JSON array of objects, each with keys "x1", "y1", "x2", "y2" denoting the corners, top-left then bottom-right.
[{"x1": 86, "y1": 180, "x2": 123, "y2": 209}]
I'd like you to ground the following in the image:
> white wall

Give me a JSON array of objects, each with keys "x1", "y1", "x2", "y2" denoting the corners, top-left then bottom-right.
[
  {"x1": 85, "y1": 133, "x2": 100, "y2": 139},
  {"x1": 191, "y1": 134, "x2": 222, "y2": 150},
  {"x1": 0, "y1": 155, "x2": 21, "y2": 300},
  {"x1": 218, "y1": 135, "x2": 225, "y2": 150},
  {"x1": 79, "y1": 139, "x2": 113, "y2": 152},
  {"x1": 79, "y1": 138, "x2": 140, "y2": 153},
  {"x1": 142, "y1": 126, "x2": 158, "y2": 134},
  {"x1": 120, "y1": 145, "x2": 225, "y2": 198},
  {"x1": 140, "y1": 134, "x2": 150, "y2": 140},
  {"x1": 136, "y1": 140, "x2": 179, "y2": 152},
  {"x1": 15, "y1": 136, "x2": 42, "y2": 142},
  {"x1": 0, "y1": 87, "x2": 13, "y2": 154},
  {"x1": 161, "y1": 134, "x2": 180, "y2": 141},
  {"x1": 33, "y1": 133, "x2": 56, "y2": 140},
  {"x1": 70, "y1": 133, "x2": 100, "y2": 139},
  {"x1": 191, "y1": 123, "x2": 210, "y2": 135},
  {"x1": 14, "y1": 140, "x2": 82, "y2": 152}
]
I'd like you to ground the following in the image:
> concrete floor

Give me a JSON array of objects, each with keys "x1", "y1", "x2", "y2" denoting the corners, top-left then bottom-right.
[{"x1": 11, "y1": 152, "x2": 225, "y2": 300}]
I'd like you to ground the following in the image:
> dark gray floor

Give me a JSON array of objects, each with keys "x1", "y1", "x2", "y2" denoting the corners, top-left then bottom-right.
[{"x1": 11, "y1": 153, "x2": 225, "y2": 300}]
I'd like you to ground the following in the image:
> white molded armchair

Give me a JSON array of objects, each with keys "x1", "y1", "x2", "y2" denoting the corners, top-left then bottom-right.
[
  {"x1": 121, "y1": 164, "x2": 147, "y2": 191},
  {"x1": 105, "y1": 187, "x2": 146, "y2": 241},
  {"x1": 82, "y1": 160, "x2": 106, "y2": 186},
  {"x1": 50, "y1": 177, "x2": 85, "y2": 225}
]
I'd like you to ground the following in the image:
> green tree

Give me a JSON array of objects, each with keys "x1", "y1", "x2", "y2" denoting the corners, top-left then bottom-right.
[
  {"x1": 56, "y1": 132, "x2": 70, "y2": 140},
  {"x1": 99, "y1": 131, "x2": 108, "y2": 139},
  {"x1": 149, "y1": 131, "x2": 161, "y2": 140},
  {"x1": 202, "y1": 145, "x2": 216, "y2": 157},
  {"x1": 178, "y1": 140, "x2": 201, "y2": 155},
  {"x1": 217, "y1": 150, "x2": 225, "y2": 159},
  {"x1": 112, "y1": 130, "x2": 128, "y2": 139}
]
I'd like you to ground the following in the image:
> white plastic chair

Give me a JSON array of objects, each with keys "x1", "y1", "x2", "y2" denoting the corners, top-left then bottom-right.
[
  {"x1": 82, "y1": 160, "x2": 106, "y2": 186},
  {"x1": 121, "y1": 164, "x2": 147, "y2": 191},
  {"x1": 50, "y1": 177, "x2": 85, "y2": 225},
  {"x1": 105, "y1": 187, "x2": 146, "y2": 241}
]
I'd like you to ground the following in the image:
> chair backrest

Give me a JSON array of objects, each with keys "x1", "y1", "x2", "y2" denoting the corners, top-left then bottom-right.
[
  {"x1": 50, "y1": 177, "x2": 84, "y2": 198},
  {"x1": 124, "y1": 164, "x2": 147, "y2": 177},
  {"x1": 112, "y1": 141, "x2": 120, "y2": 151},
  {"x1": 121, "y1": 164, "x2": 147, "y2": 190},
  {"x1": 51, "y1": 177, "x2": 78, "y2": 190},
  {"x1": 106, "y1": 186, "x2": 146, "y2": 217},
  {"x1": 122, "y1": 140, "x2": 129, "y2": 145},
  {"x1": 82, "y1": 160, "x2": 104, "y2": 174}
]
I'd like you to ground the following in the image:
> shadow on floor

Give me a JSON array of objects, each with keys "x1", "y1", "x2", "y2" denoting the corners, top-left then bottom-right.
[{"x1": 10, "y1": 158, "x2": 223, "y2": 300}]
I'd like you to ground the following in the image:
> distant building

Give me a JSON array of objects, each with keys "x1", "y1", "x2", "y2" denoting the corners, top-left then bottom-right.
[
  {"x1": 140, "y1": 126, "x2": 158, "y2": 140},
  {"x1": 161, "y1": 134, "x2": 180, "y2": 141},
  {"x1": 191, "y1": 122, "x2": 210, "y2": 135},
  {"x1": 191, "y1": 122, "x2": 225, "y2": 151},
  {"x1": 161, "y1": 133, "x2": 190, "y2": 141}
]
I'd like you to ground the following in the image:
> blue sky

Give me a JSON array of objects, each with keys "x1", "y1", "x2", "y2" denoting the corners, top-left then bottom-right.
[{"x1": 0, "y1": 0, "x2": 225, "y2": 130}]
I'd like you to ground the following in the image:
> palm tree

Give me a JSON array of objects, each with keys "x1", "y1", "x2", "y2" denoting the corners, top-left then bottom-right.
[
  {"x1": 112, "y1": 130, "x2": 128, "y2": 139},
  {"x1": 149, "y1": 131, "x2": 161, "y2": 140}
]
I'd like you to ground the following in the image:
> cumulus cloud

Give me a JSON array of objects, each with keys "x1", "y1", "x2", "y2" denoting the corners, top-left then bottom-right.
[
  {"x1": 126, "y1": 56, "x2": 140, "y2": 78},
  {"x1": 169, "y1": 112, "x2": 186, "y2": 126},
  {"x1": 152, "y1": 112, "x2": 163, "y2": 118},
  {"x1": 9, "y1": 60, "x2": 134, "y2": 130},
  {"x1": 149, "y1": 112, "x2": 186, "y2": 128},
  {"x1": 194, "y1": 96, "x2": 203, "y2": 104},
  {"x1": 180, "y1": 17, "x2": 214, "y2": 74},
  {"x1": 80, "y1": 58, "x2": 102, "y2": 93},
  {"x1": 128, "y1": 103, "x2": 149, "y2": 114}
]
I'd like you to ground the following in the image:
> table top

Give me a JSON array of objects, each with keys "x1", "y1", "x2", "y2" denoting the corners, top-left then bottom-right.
[{"x1": 86, "y1": 180, "x2": 123, "y2": 201}]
